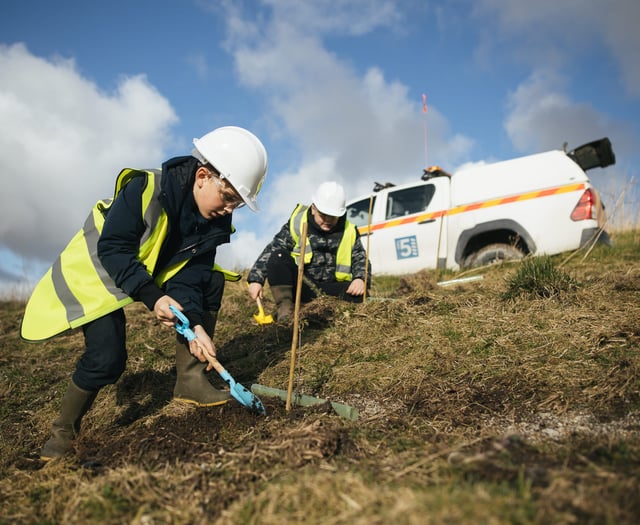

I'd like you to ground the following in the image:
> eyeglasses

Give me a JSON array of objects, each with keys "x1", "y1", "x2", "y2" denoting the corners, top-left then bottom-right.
[{"x1": 210, "y1": 172, "x2": 245, "y2": 209}]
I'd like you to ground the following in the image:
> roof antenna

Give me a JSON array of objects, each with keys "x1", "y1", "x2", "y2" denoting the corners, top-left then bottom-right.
[{"x1": 422, "y1": 93, "x2": 429, "y2": 168}]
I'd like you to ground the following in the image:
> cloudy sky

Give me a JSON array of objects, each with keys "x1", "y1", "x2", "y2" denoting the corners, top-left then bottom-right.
[{"x1": 1, "y1": 0, "x2": 638, "y2": 295}]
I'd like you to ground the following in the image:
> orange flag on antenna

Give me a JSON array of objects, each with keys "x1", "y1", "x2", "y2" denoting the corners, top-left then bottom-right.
[{"x1": 422, "y1": 93, "x2": 427, "y2": 113}]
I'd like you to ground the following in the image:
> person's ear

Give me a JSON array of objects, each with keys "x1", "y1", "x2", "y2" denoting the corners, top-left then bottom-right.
[{"x1": 195, "y1": 166, "x2": 210, "y2": 188}]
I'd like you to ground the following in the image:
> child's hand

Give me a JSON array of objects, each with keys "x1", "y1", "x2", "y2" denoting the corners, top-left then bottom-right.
[
  {"x1": 247, "y1": 282, "x2": 263, "y2": 300},
  {"x1": 189, "y1": 325, "x2": 217, "y2": 371},
  {"x1": 154, "y1": 295, "x2": 183, "y2": 327},
  {"x1": 347, "y1": 278, "x2": 365, "y2": 296}
]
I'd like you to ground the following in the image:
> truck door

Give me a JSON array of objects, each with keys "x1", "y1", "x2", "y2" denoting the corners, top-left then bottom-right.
[{"x1": 369, "y1": 180, "x2": 448, "y2": 274}]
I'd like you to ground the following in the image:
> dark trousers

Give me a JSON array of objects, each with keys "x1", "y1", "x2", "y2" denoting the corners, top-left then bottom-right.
[
  {"x1": 72, "y1": 271, "x2": 225, "y2": 392},
  {"x1": 266, "y1": 249, "x2": 364, "y2": 304}
]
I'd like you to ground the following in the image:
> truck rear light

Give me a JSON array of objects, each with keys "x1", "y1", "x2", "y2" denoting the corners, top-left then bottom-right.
[{"x1": 571, "y1": 189, "x2": 596, "y2": 221}]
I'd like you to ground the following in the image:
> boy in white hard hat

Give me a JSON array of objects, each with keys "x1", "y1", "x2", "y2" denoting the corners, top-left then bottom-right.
[
  {"x1": 247, "y1": 181, "x2": 369, "y2": 322},
  {"x1": 21, "y1": 126, "x2": 268, "y2": 460}
]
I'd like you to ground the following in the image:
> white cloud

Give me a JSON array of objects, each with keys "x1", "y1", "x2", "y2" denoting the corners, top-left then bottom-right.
[
  {"x1": 474, "y1": 0, "x2": 640, "y2": 97},
  {"x1": 505, "y1": 70, "x2": 602, "y2": 152},
  {"x1": 262, "y1": 0, "x2": 403, "y2": 37},
  {"x1": 0, "y1": 43, "x2": 178, "y2": 268},
  {"x1": 505, "y1": 69, "x2": 636, "y2": 154},
  {"x1": 224, "y1": 6, "x2": 474, "y2": 234}
]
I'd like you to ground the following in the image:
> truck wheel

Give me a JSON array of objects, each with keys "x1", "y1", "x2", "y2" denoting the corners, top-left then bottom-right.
[{"x1": 465, "y1": 243, "x2": 524, "y2": 268}]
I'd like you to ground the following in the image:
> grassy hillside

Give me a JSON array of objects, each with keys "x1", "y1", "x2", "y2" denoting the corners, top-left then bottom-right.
[{"x1": 1, "y1": 230, "x2": 639, "y2": 524}]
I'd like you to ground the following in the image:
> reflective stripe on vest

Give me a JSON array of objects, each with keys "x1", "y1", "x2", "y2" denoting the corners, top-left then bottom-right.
[
  {"x1": 289, "y1": 204, "x2": 313, "y2": 265},
  {"x1": 288, "y1": 204, "x2": 356, "y2": 282}
]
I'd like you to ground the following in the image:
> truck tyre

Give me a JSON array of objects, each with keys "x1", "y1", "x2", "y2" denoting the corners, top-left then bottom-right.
[{"x1": 465, "y1": 243, "x2": 524, "y2": 268}]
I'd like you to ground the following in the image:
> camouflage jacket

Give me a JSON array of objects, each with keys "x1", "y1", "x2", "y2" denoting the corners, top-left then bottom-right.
[{"x1": 247, "y1": 206, "x2": 368, "y2": 285}]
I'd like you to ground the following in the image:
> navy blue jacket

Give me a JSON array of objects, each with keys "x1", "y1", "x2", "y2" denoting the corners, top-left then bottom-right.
[{"x1": 97, "y1": 156, "x2": 233, "y2": 327}]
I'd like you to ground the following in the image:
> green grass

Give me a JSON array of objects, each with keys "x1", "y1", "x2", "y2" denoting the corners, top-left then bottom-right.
[{"x1": 503, "y1": 255, "x2": 579, "y2": 300}]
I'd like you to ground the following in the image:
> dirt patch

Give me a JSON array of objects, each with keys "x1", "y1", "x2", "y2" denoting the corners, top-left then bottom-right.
[
  {"x1": 495, "y1": 410, "x2": 640, "y2": 443},
  {"x1": 77, "y1": 400, "x2": 349, "y2": 473}
]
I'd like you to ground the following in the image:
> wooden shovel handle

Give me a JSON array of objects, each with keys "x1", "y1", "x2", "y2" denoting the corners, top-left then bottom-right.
[
  {"x1": 193, "y1": 339, "x2": 225, "y2": 375},
  {"x1": 206, "y1": 354, "x2": 225, "y2": 376}
]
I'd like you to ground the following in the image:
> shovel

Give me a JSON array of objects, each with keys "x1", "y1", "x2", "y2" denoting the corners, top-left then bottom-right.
[
  {"x1": 170, "y1": 306, "x2": 266, "y2": 415},
  {"x1": 253, "y1": 296, "x2": 274, "y2": 325}
]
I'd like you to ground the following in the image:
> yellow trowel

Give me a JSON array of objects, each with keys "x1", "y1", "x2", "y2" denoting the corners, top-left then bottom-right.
[{"x1": 253, "y1": 297, "x2": 274, "y2": 325}]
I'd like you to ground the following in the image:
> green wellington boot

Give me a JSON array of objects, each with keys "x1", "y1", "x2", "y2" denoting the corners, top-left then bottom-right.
[
  {"x1": 173, "y1": 311, "x2": 231, "y2": 407},
  {"x1": 40, "y1": 380, "x2": 98, "y2": 461},
  {"x1": 270, "y1": 285, "x2": 294, "y2": 322}
]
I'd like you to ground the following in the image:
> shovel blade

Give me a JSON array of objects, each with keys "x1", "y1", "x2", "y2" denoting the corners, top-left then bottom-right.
[
  {"x1": 218, "y1": 368, "x2": 266, "y2": 415},
  {"x1": 231, "y1": 384, "x2": 267, "y2": 415},
  {"x1": 253, "y1": 312, "x2": 274, "y2": 325},
  {"x1": 253, "y1": 299, "x2": 274, "y2": 325}
]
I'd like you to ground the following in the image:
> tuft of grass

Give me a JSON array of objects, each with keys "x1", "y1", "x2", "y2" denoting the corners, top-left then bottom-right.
[{"x1": 502, "y1": 256, "x2": 579, "y2": 300}]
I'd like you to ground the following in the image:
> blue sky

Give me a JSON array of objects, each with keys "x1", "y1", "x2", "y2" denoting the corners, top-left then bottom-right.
[{"x1": 1, "y1": 0, "x2": 638, "y2": 295}]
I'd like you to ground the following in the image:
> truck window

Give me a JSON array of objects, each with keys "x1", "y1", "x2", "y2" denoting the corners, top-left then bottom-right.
[
  {"x1": 386, "y1": 184, "x2": 435, "y2": 220},
  {"x1": 346, "y1": 196, "x2": 376, "y2": 228}
]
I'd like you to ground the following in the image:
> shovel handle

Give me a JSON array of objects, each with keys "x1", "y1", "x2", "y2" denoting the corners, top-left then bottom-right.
[
  {"x1": 200, "y1": 348, "x2": 225, "y2": 376},
  {"x1": 186, "y1": 333, "x2": 226, "y2": 377},
  {"x1": 255, "y1": 296, "x2": 266, "y2": 315}
]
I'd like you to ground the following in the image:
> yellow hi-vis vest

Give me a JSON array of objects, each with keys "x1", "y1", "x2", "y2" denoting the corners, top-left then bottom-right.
[
  {"x1": 289, "y1": 204, "x2": 357, "y2": 281},
  {"x1": 21, "y1": 168, "x2": 239, "y2": 342}
]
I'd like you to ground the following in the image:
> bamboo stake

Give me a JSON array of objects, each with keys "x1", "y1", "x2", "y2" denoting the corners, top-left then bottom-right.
[
  {"x1": 434, "y1": 211, "x2": 445, "y2": 284},
  {"x1": 286, "y1": 220, "x2": 308, "y2": 412},
  {"x1": 363, "y1": 194, "x2": 374, "y2": 303}
]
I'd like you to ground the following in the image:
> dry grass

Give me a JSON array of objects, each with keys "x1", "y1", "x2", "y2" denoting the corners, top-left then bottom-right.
[{"x1": 0, "y1": 230, "x2": 639, "y2": 524}]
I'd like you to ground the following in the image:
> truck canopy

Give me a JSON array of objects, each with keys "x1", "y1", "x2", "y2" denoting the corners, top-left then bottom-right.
[
  {"x1": 443, "y1": 138, "x2": 615, "y2": 208},
  {"x1": 450, "y1": 150, "x2": 588, "y2": 207}
]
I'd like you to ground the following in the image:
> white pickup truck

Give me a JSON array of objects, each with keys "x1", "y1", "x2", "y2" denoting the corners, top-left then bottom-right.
[{"x1": 346, "y1": 138, "x2": 614, "y2": 274}]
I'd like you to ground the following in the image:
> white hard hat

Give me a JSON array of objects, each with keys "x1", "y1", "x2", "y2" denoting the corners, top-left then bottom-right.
[
  {"x1": 312, "y1": 181, "x2": 346, "y2": 217},
  {"x1": 192, "y1": 126, "x2": 268, "y2": 212}
]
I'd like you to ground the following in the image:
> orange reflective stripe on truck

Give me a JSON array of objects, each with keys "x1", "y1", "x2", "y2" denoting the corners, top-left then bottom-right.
[{"x1": 360, "y1": 182, "x2": 587, "y2": 234}]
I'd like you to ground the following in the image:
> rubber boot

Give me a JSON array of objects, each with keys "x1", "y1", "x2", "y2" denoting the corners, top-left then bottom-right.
[
  {"x1": 173, "y1": 311, "x2": 230, "y2": 407},
  {"x1": 40, "y1": 380, "x2": 98, "y2": 461},
  {"x1": 271, "y1": 285, "x2": 294, "y2": 322}
]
